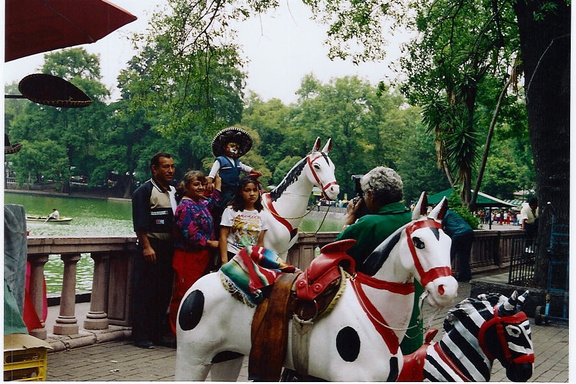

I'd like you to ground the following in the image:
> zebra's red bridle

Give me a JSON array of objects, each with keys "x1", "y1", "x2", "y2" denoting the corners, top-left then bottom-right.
[
  {"x1": 306, "y1": 153, "x2": 338, "y2": 199},
  {"x1": 478, "y1": 307, "x2": 535, "y2": 365}
]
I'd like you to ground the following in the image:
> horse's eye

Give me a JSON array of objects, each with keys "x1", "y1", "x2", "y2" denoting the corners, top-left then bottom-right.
[
  {"x1": 413, "y1": 237, "x2": 425, "y2": 249},
  {"x1": 506, "y1": 324, "x2": 521, "y2": 337},
  {"x1": 313, "y1": 163, "x2": 321, "y2": 170}
]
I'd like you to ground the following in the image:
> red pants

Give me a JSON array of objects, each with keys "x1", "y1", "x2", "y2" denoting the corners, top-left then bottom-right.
[{"x1": 169, "y1": 248, "x2": 211, "y2": 336}]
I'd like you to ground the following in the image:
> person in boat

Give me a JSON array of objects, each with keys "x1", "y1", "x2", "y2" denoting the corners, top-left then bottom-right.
[
  {"x1": 335, "y1": 166, "x2": 423, "y2": 354},
  {"x1": 47, "y1": 208, "x2": 60, "y2": 220}
]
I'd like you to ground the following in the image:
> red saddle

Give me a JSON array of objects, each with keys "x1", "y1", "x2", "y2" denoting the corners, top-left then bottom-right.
[
  {"x1": 295, "y1": 239, "x2": 357, "y2": 302},
  {"x1": 397, "y1": 328, "x2": 439, "y2": 382}
]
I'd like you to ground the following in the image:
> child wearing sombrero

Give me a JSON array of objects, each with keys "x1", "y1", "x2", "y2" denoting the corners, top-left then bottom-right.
[{"x1": 207, "y1": 127, "x2": 262, "y2": 211}]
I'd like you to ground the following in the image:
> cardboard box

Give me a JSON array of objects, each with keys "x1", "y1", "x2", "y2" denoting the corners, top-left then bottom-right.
[{"x1": 4, "y1": 334, "x2": 52, "y2": 381}]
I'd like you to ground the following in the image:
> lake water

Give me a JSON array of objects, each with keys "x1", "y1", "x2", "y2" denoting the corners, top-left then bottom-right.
[{"x1": 4, "y1": 191, "x2": 344, "y2": 293}]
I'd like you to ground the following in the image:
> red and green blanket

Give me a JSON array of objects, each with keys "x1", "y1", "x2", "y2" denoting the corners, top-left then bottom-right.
[{"x1": 220, "y1": 246, "x2": 296, "y2": 305}]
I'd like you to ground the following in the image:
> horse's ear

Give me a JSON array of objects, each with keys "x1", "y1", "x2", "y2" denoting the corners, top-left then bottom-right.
[
  {"x1": 499, "y1": 290, "x2": 519, "y2": 316},
  {"x1": 429, "y1": 197, "x2": 448, "y2": 221},
  {"x1": 516, "y1": 290, "x2": 529, "y2": 311},
  {"x1": 312, "y1": 137, "x2": 321, "y2": 152},
  {"x1": 412, "y1": 191, "x2": 428, "y2": 220},
  {"x1": 321, "y1": 138, "x2": 332, "y2": 153}
]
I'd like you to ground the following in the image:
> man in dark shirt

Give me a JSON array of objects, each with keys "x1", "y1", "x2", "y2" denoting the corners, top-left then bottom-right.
[
  {"x1": 442, "y1": 209, "x2": 474, "y2": 282},
  {"x1": 131, "y1": 152, "x2": 177, "y2": 349},
  {"x1": 336, "y1": 167, "x2": 421, "y2": 354}
]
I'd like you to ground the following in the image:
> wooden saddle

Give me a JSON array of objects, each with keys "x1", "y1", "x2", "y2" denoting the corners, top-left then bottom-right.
[{"x1": 248, "y1": 240, "x2": 356, "y2": 381}]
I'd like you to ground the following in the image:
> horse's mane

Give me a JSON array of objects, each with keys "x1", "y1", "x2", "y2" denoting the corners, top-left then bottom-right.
[
  {"x1": 269, "y1": 157, "x2": 308, "y2": 201},
  {"x1": 361, "y1": 222, "x2": 410, "y2": 276}
]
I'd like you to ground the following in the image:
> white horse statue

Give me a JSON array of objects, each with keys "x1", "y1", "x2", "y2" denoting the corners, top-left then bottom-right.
[
  {"x1": 398, "y1": 291, "x2": 534, "y2": 382},
  {"x1": 262, "y1": 137, "x2": 339, "y2": 258},
  {"x1": 175, "y1": 192, "x2": 458, "y2": 381}
]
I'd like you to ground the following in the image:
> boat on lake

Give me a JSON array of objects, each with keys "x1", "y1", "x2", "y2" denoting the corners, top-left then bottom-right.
[{"x1": 26, "y1": 216, "x2": 73, "y2": 223}]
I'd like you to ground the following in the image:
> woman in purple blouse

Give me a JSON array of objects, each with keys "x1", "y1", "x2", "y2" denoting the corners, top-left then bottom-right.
[{"x1": 169, "y1": 170, "x2": 221, "y2": 335}]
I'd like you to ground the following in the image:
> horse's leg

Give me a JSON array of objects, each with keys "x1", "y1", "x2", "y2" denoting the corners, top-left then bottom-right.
[
  {"x1": 209, "y1": 356, "x2": 244, "y2": 381},
  {"x1": 174, "y1": 355, "x2": 211, "y2": 381}
]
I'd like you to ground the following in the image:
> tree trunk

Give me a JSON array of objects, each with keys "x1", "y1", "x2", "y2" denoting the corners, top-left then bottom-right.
[{"x1": 513, "y1": 0, "x2": 570, "y2": 288}]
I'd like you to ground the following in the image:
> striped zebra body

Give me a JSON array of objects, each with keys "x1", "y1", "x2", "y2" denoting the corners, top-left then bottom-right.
[
  {"x1": 401, "y1": 291, "x2": 534, "y2": 382},
  {"x1": 423, "y1": 297, "x2": 494, "y2": 381}
]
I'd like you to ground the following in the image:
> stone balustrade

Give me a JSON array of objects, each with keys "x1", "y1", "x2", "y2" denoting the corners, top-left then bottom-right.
[{"x1": 26, "y1": 230, "x2": 525, "y2": 339}]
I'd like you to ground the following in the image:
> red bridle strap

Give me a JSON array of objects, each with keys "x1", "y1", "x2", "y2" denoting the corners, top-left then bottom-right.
[
  {"x1": 350, "y1": 276, "x2": 402, "y2": 354},
  {"x1": 262, "y1": 192, "x2": 295, "y2": 235},
  {"x1": 405, "y1": 219, "x2": 452, "y2": 287},
  {"x1": 478, "y1": 307, "x2": 535, "y2": 364},
  {"x1": 354, "y1": 272, "x2": 415, "y2": 295},
  {"x1": 307, "y1": 153, "x2": 338, "y2": 197}
]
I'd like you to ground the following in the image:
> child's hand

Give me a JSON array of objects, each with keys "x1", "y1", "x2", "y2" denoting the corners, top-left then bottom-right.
[
  {"x1": 213, "y1": 173, "x2": 222, "y2": 191},
  {"x1": 206, "y1": 176, "x2": 215, "y2": 193},
  {"x1": 249, "y1": 170, "x2": 262, "y2": 178}
]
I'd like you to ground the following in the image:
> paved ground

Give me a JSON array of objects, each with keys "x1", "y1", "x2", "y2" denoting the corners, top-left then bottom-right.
[{"x1": 44, "y1": 276, "x2": 571, "y2": 382}]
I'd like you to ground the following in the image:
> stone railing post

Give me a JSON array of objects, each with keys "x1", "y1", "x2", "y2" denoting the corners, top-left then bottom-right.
[
  {"x1": 53, "y1": 253, "x2": 81, "y2": 335},
  {"x1": 27, "y1": 253, "x2": 49, "y2": 340},
  {"x1": 84, "y1": 252, "x2": 110, "y2": 330}
]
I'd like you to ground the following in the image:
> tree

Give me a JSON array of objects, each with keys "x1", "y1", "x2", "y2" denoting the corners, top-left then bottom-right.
[
  {"x1": 512, "y1": 0, "x2": 570, "y2": 287},
  {"x1": 125, "y1": 0, "x2": 246, "y2": 135},
  {"x1": 396, "y1": 119, "x2": 451, "y2": 205},
  {"x1": 10, "y1": 140, "x2": 69, "y2": 187},
  {"x1": 398, "y1": 0, "x2": 520, "y2": 207}
]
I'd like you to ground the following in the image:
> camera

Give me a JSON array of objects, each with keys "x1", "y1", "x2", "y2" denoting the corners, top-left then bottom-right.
[{"x1": 350, "y1": 174, "x2": 368, "y2": 219}]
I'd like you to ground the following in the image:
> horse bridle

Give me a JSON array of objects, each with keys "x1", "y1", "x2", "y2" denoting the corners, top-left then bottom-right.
[
  {"x1": 478, "y1": 307, "x2": 535, "y2": 365},
  {"x1": 405, "y1": 219, "x2": 452, "y2": 288},
  {"x1": 306, "y1": 152, "x2": 338, "y2": 199}
]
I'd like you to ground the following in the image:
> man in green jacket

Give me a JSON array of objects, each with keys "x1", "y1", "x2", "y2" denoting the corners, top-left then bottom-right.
[{"x1": 336, "y1": 166, "x2": 422, "y2": 354}]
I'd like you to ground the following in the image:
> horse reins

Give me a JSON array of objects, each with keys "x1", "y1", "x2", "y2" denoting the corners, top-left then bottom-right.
[{"x1": 265, "y1": 152, "x2": 337, "y2": 232}]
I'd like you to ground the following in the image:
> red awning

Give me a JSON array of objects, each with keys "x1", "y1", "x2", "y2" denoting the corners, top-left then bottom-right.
[{"x1": 5, "y1": 0, "x2": 137, "y2": 62}]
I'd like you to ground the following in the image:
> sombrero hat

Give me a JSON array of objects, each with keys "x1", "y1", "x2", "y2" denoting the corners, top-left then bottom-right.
[{"x1": 212, "y1": 127, "x2": 253, "y2": 157}]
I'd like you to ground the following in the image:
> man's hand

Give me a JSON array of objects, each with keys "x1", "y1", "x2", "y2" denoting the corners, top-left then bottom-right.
[
  {"x1": 142, "y1": 244, "x2": 157, "y2": 262},
  {"x1": 345, "y1": 197, "x2": 363, "y2": 226}
]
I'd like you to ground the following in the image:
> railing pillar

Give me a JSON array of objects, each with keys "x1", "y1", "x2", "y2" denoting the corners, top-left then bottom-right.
[
  {"x1": 84, "y1": 252, "x2": 110, "y2": 330},
  {"x1": 53, "y1": 253, "x2": 81, "y2": 335},
  {"x1": 28, "y1": 254, "x2": 49, "y2": 340}
]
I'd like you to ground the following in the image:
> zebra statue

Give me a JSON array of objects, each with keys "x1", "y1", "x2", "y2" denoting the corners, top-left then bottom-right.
[{"x1": 399, "y1": 291, "x2": 534, "y2": 382}]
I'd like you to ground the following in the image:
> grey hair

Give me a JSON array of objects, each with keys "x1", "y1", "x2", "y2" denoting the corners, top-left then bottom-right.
[{"x1": 360, "y1": 166, "x2": 403, "y2": 205}]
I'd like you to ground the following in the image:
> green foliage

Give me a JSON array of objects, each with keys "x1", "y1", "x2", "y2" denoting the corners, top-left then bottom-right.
[
  {"x1": 10, "y1": 140, "x2": 69, "y2": 186},
  {"x1": 395, "y1": 120, "x2": 451, "y2": 204},
  {"x1": 481, "y1": 140, "x2": 533, "y2": 199},
  {"x1": 398, "y1": 0, "x2": 523, "y2": 205},
  {"x1": 121, "y1": 0, "x2": 246, "y2": 134},
  {"x1": 3, "y1": 4, "x2": 537, "y2": 203},
  {"x1": 447, "y1": 191, "x2": 480, "y2": 229}
]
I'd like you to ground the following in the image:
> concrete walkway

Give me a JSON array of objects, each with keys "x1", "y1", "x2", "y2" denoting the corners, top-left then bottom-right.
[{"x1": 44, "y1": 277, "x2": 570, "y2": 381}]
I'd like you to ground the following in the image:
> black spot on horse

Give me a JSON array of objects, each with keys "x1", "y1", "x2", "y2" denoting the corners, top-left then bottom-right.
[
  {"x1": 386, "y1": 356, "x2": 399, "y2": 381},
  {"x1": 212, "y1": 351, "x2": 244, "y2": 364},
  {"x1": 178, "y1": 290, "x2": 204, "y2": 331},
  {"x1": 336, "y1": 326, "x2": 360, "y2": 362}
]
